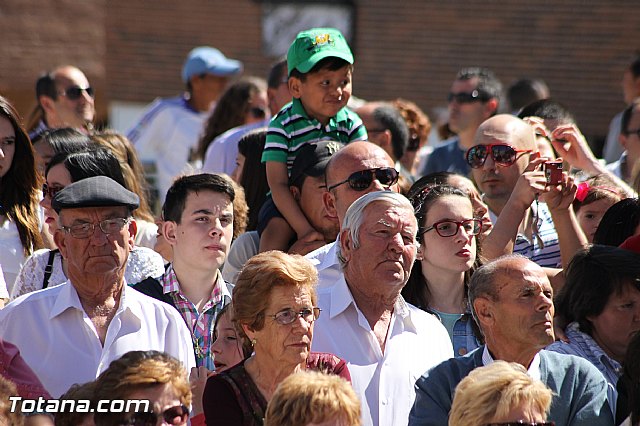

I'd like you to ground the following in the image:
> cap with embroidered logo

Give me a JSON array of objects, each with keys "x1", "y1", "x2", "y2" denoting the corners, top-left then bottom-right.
[
  {"x1": 290, "y1": 141, "x2": 344, "y2": 186},
  {"x1": 287, "y1": 28, "x2": 353, "y2": 76}
]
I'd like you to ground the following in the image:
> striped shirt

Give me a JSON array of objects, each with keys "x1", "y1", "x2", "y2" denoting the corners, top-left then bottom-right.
[
  {"x1": 489, "y1": 201, "x2": 561, "y2": 268},
  {"x1": 161, "y1": 265, "x2": 230, "y2": 370},
  {"x1": 262, "y1": 98, "x2": 368, "y2": 173}
]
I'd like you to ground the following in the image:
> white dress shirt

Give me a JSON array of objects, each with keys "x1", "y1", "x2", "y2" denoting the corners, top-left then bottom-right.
[
  {"x1": 312, "y1": 276, "x2": 454, "y2": 426},
  {"x1": 0, "y1": 281, "x2": 196, "y2": 397},
  {"x1": 305, "y1": 241, "x2": 342, "y2": 288}
]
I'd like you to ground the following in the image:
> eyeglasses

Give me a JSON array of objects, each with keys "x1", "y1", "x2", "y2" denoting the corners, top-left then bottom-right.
[
  {"x1": 121, "y1": 404, "x2": 189, "y2": 426},
  {"x1": 624, "y1": 128, "x2": 640, "y2": 138},
  {"x1": 249, "y1": 106, "x2": 267, "y2": 119},
  {"x1": 42, "y1": 183, "x2": 63, "y2": 199},
  {"x1": 466, "y1": 144, "x2": 532, "y2": 169},
  {"x1": 268, "y1": 307, "x2": 321, "y2": 325},
  {"x1": 423, "y1": 219, "x2": 482, "y2": 237},
  {"x1": 59, "y1": 86, "x2": 94, "y2": 100},
  {"x1": 447, "y1": 89, "x2": 491, "y2": 104},
  {"x1": 327, "y1": 167, "x2": 399, "y2": 192},
  {"x1": 485, "y1": 422, "x2": 555, "y2": 426},
  {"x1": 61, "y1": 218, "x2": 131, "y2": 239}
]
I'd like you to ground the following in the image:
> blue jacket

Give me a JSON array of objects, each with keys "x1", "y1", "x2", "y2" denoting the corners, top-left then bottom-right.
[{"x1": 409, "y1": 347, "x2": 614, "y2": 426}]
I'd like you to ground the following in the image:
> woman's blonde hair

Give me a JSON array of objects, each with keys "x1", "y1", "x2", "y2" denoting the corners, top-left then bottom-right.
[
  {"x1": 232, "y1": 251, "x2": 318, "y2": 339},
  {"x1": 449, "y1": 361, "x2": 553, "y2": 426},
  {"x1": 264, "y1": 370, "x2": 361, "y2": 426}
]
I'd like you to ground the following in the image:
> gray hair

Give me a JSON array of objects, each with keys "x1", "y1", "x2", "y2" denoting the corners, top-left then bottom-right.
[
  {"x1": 468, "y1": 254, "x2": 529, "y2": 326},
  {"x1": 337, "y1": 191, "x2": 417, "y2": 268}
]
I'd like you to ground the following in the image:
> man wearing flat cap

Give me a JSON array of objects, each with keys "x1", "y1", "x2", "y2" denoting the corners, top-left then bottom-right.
[
  {"x1": 128, "y1": 46, "x2": 243, "y2": 202},
  {"x1": 0, "y1": 176, "x2": 196, "y2": 397}
]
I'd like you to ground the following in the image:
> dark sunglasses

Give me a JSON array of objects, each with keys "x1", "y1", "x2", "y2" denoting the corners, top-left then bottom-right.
[
  {"x1": 121, "y1": 404, "x2": 189, "y2": 426},
  {"x1": 59, "y1": 86, "x2": 94, "y2": 100},
  {"x1": 42, "y1": 183, "x2": 64, "y2": 199},
  {"x1": 249, "y1": 106, "x2": 267, "y2": 119},
  {"x1": 327, "y1": 167, "x2": 399, "y2": 192},
  {"x1": 447, "y1": 89, "x2": 491, "y2": 104},
  {"x1": 466, "y1": 144, "x2": 532, "y2": 168}
]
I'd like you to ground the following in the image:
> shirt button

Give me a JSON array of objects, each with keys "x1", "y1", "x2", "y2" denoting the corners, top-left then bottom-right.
[{"x1": 458, "y1": 348, "x2": 468, "y2": 356}]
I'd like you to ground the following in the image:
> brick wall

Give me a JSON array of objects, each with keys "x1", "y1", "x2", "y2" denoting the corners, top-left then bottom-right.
[{"x1": 2, "y1": 1, "x2": 639, "y2": 148}]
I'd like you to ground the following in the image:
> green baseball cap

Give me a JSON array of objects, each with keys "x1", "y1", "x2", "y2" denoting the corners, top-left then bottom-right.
[{"x1": 287, "y1": 28, "x2": 353, "y2": 76}]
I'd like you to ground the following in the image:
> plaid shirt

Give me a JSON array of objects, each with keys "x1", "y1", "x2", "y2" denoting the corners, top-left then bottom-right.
[{"x1": 161, "y1": 265, "x2": 230, "y2": 370}]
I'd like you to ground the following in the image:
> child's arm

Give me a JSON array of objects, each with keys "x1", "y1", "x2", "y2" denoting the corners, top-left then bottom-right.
[
  {"x1": 266, "y1": 161, "x2": 318, "y2": 238},
  {"x1": 259, "y1": 217, "x2": 296, "y2": 253}
]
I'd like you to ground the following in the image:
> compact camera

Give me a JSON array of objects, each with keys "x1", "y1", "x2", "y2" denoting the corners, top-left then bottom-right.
[{"x1": 543, "y1": 161, "x2": 563, "y2": 185}]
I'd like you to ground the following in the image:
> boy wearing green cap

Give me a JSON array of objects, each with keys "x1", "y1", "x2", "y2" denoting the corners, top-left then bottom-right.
[{"x1": 259, "y1": 27, "x2": 368, "y2": 252}]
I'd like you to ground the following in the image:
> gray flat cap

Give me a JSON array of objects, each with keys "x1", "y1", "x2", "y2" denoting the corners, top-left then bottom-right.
[{"x1": 52, "y1": 176, "x2": 140, "y2": 213}]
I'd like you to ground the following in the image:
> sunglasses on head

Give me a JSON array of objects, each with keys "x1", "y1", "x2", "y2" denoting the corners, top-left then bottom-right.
[
  {"x1": 59, "y1": 86, "x2": 94, "y2": 100},
  {"x1": 466, "y1": 144, "x2": 532, "y2": 168},
  {"x1": 447, "y1": 89, "x2": 491, "y2": 104},
  {"x1": 121, "y1": 404, "x2": 189, "y2": 426},
  {"x1": 327, "y1": 167, "x2": 399, "y2": 192}
]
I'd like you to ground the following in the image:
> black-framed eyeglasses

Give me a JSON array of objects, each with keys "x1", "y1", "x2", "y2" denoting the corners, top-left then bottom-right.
[
  {"x1": 447, "y1": 89, "x2": 491, "y2": 104},
  {"x1": 61, "y1": 218, "x2": 131, "y2": 239},
  {"x1": 327, "y1": 167, "x2": 399, "y2": 192},
  {"x1": 42, "y1": 183, "x2": 63, "y2": 199},
  {"x1": 423, "y1": 218, "x2": 482, "y2": 237},
  {"x1": 120, "y1": 404, "x2": 189, "y2": 426},
  {"x1": 624, "y1": 128, "x2": 640, "y2": 138},
  {"x1": 59, "y1": 86, "x2": 94, "y2": 100},
  {"x1": 485, "y1": 422, "x2": 555, "y2": 426},
  {"x1": 268, "y1": 307, "x2": 321, "y2": 325},
  {"x1": 466, "y1": 143, "x2": 532, "y2": 169}
]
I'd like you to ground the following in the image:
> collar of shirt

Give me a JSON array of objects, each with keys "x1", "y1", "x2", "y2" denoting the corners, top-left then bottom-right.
[
  {"x1": 161, "y1": 265, "x2": 229, "y2": 308},
  {"x1": 482, "y1": 345, "x2": 542, "y2": 380},
  {"x1": 565, "y1": 322, "x2": 622, "y2": 374},
  {"x1": 329, "y1": 275, "x2": 417, "y2": 332},
  {"x1": 49, "y1": 280, "x2": 143, "y2": 327},
  {"x1": 289, "y1": 97, "x2": 349, "y2": 129}
]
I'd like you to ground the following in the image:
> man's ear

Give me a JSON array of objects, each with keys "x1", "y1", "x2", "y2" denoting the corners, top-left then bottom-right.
[
  {"x1": 127, "y1": 219, "x2": 137, "y2": 249},
  {"x1": 620, "y1": 133, "x2": 628, "y2": 150},
  {"x1": 483, "y1": 99, "x2": 499, "y2": 118},
  {"x1": 39, "y1": 95, "x2": 56, "y2": 115},
  {"x1": 162, "y1": 221, "x2": 179, "y2": 246},
  {"x1": 288, "y1": 76, "x2": 303, "y2": 99},
  {"x1": 290, "y1": 185, "x2": 301, "y2": 202},
  {"x1": 323, "y1": 191, "x2": 338, "y2": 220},
  {"x1": 339, "y1": 228, "x2": 354, "y2": 262},
  {"x1": 473, "y1": 297, "x2": 495, "y2": 329},
  {"x1": 53, "y1": 228, "x2": 67, "y2": 259}
]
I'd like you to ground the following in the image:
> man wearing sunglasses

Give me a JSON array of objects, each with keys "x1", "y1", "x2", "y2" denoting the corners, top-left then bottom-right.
[
  {"x1": 468, "y1": 114, "x2": 586, "y2": 269},
  {"x1": 410, "y1": 255, "x2": 613, "y2": 426},
  {"x1": 306, "y1": 141, "x2": 399, "y2": 288},
  {"x1": 313, "y1": 191, "x2": 453, "y2": 426},
  {"x1": 128, "y1": 46, "x2": 242, "y2": 203},
  {"x1": 606, "y1": 100, "x2": 640, "y2": 185},
  {"x1": 421, "y1": 67, "x2": 502, "y2": 177},
  {"x1": 0, "y1": 176, "x2": 196, "y2": 397},
  {"x1": 29, "y1": 65, "x2": 96, "y2": 140}
]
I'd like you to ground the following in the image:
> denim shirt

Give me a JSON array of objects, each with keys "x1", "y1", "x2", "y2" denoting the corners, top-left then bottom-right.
[{"x1": 426, "y1": 308, "x2": 481, "y2": 357}]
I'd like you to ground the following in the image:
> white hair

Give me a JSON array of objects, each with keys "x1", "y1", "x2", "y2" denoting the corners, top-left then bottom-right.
[{"x1": 337, "y1": 191, "x2": 417, "y2": 268}]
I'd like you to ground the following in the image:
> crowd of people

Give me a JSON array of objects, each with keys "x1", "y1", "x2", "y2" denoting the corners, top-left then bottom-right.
[{"x1": 0, "y1": 26, "x2": 639, "y2": 426}]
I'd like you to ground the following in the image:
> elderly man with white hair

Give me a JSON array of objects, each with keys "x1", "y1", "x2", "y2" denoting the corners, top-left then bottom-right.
[{"x1": 311, "y1": 191, "x2": 453, "y2": 426}]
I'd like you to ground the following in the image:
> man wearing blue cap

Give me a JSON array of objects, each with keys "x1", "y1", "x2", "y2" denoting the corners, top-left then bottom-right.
[{"x1": 128, "y1": 46, "x2": 243, "y2": 202}]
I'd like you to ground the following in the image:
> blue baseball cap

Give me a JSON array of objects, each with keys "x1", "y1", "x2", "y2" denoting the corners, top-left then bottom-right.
[{"x1": 181, "y1": 46, "x2": 243, "y2": 83}]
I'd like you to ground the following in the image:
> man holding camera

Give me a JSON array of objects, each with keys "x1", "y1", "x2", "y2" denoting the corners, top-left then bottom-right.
[{"x1": 468, "y1": 114, "x2": 586, "y2": 268}]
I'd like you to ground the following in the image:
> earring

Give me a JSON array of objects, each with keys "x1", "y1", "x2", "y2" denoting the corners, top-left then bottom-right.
[{"x1": 251, "y1": 338, "x2": 257, "y2": 347}]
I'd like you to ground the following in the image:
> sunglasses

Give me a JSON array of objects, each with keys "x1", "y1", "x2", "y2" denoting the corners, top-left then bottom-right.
[
  {"x1": 423, "y1": 219, "x2": 482, "y2": 237},
  {"x1": 447, "y1": 89, "x2": 491, "y2": 104},
  {"x1": 59, "y1": 85, "x2": 94, "y2": 100},
  {"x1": 249, "y1": 106, "x2": 267, "y2": 119},
  {"x1": 624, "y1": 127, "x2": 640, "y2": 138},
  {"x1": 327, "y1": 167, "x2": 399, "y2": 192},
  {"x1": 42, "y1": 183, "x2": 64, "y2": 199},
  {"x1": 121, "y1": 404, "x2": 189, "y2": 426},
  {"x1": 466, "y1": 144, "x2": 532, "y2": 168}
]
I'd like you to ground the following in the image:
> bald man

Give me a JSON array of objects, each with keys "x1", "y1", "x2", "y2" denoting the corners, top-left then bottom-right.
[
  {"x1": 306, "y1": 141, "x2": 398, "y2": 288},
  {"x1": 409, "y1": 255, "x2": 613, "y2": 426},
  {"x1": 468, "y1": 114, "x2": 586, "y2": 268}
]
